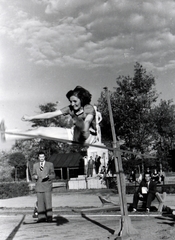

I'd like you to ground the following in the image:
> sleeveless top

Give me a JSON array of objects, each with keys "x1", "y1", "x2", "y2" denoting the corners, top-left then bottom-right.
[{"x1": 61, "y1": 104, "x2": 97, "y2": 142}]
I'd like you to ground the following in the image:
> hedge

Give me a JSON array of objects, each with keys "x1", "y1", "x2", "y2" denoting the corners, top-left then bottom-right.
[
  {"x1": 108, "y1": 182, "x2": 175, "y2": 194},
  {"x1": 0, "y1": 182, "x2": 30, "y2": 199}
]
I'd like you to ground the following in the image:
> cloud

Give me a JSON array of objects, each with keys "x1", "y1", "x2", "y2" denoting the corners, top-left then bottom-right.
[
  {"x1": 0, "y1": 0, "x2": 175, "y2": 71},
  {"x1": 39, "y1": 0, "x2": 100, "y2": 15}
]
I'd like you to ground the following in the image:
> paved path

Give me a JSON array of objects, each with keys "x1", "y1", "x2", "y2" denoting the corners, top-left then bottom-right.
[
  {"x1": 1, "y1": 192, "x2": 175, "y2": 210},
  {"x1": 0, "y1": 192, "x2": 102, "y2": 209}
]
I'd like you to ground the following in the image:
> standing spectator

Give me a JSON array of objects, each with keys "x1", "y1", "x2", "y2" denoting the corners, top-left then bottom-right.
[
  {"x1": 32, "y1": 151, "x2": 55, "y2": 223},
  {"x1": 107, "y1": 156, "x2": 115, "y2": 176},
  {"x1": 132, "y1": 172, "x2": 157, "y2": 213},
  {"x1": 100, "y1": 165, "x2": 107, "y2": 184},
  {"x1": 95, "y1": 155, "x2": 101, "y2": 174},
  {"x1": 159, "y1": 171, "x2": 165, "y2": 184},
  {"x1": 129, "y1": 169, "x2": 136, "y2": 183},
  {"x1": 87, "y1": 156, "x2": 95, "y2": 177},
  {"x1": 145, "y1": 167, "x2": 152, "y2": 175}
]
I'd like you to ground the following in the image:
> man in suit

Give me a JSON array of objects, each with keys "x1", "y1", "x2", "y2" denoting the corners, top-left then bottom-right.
[
  {"x1": 87, "y1": 156, "x2": 95, "y2": 177},
  {"x1": 132, "y1": 172, "x2": 157, "y2": 213},
  {"x1": 95, "y1": 155, "x2": 101, "y2": 174},
  {"x1": 32, "y1": 151, "x2": 55, "y2": 223}
]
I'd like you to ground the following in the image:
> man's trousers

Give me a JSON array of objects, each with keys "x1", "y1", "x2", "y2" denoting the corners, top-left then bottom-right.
[
  {"x1": 37, "y1": 192, "x2": 53, "y2": 220},
  {"x1": 133, "y1": 192, "x2": 155, "y2": 210}
]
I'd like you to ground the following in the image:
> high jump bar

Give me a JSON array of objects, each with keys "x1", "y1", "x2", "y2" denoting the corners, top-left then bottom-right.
[{"x1": 5, "y1": 131, "x2": 156, "y2": 159}]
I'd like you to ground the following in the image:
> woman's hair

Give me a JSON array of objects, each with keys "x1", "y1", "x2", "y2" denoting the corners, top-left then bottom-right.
[{"x1": 66, "y1": 86, "x2": 92, "y2": 106}]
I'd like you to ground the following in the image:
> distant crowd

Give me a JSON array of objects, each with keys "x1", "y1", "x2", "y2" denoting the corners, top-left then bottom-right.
[{"x1": 129, "y1": 167, "x2": 165, "y2": 184}]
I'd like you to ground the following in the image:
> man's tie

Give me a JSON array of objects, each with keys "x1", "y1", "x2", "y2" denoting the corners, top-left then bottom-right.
[
  {"x1": 40, "y1": 162, "x2": 44, "y2": 171},
  {"x1": 147, "y1": 182, "x2": 149, "y2": 189}
]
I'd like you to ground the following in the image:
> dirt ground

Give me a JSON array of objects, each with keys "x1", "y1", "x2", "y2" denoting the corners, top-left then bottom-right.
[
  {"x1": 2, "y1": 211, "x2": 174, "y2": 240},
  {"x1": 116, "y1": 214, "x2": 175, "y2": 240},
  {"x1": 1, "y1": 189, "x2": 175, "y2": 239}
]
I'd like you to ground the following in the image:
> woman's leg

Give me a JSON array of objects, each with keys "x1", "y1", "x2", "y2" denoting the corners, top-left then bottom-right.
[
  {"x1": 146, "y1": 193, "x2": 155, "y2": 210},
  {"x1": 1, "y1": 120, "x2": 97, "y2": 145},
  {"x1": 1, "y1": 121, "x2": 73, "y2": 142}
]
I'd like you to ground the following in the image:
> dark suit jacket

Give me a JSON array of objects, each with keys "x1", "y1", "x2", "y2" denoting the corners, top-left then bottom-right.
[
  {"x1": 137, "y1": 179, "x2": 157, "y2": 195},
  {"x1": 32, "y1": 161, "x2": 55, "y2": 193}
]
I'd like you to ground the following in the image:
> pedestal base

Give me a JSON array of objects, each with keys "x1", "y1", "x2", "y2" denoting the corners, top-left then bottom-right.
[{"x1": 108, "y1": 215, "x2": 139, "y2": 240}]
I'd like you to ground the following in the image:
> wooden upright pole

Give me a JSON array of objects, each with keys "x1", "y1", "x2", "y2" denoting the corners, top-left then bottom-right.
[{"x1": 104, "y1": 87, "x2": 138, "y2": 240}]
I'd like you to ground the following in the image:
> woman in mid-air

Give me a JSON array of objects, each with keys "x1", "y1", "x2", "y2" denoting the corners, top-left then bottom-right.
[{"x1": 0, "y1": 86, "x2": 98, "y2": 145}]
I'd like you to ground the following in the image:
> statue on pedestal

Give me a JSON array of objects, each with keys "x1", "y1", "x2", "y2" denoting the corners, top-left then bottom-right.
[{"x1": 94, "y1": 105, "x2": 102, "y2": 144}]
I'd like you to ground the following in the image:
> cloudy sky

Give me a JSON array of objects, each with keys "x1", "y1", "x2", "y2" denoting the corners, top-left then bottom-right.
[{"x1": 0, "y1": 0, "x2": 175, "y2": 150}]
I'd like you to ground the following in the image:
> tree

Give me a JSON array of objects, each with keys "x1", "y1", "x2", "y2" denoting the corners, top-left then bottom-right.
[
  {"x1": 151, "y1": 99, "x2": 175, "y2": 171},
  {"x1": 97, "y1": 63, "x2": 159, "y2": 172},
  {"x1": 0, "y1": 151, "x2": 13, "y2": 181},
  {"x1": 99, "y1": 63, "x2": 158, "y2": 148},
  {"x1": 12, "y1": 139, "x2": 42, "y2": 181},
  {"x1": 8, "y1": 152, "x2": 26, "y2": 181}
]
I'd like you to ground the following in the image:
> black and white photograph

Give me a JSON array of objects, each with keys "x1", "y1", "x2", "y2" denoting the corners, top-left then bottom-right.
[{"x1": 0, "y1": 1, "x2": 175, "y2": 239}]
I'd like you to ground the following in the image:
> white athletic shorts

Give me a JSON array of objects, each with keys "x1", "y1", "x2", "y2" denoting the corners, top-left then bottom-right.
[{"x1": 66, "y1": 128, "x2": 97, "y2": 144}]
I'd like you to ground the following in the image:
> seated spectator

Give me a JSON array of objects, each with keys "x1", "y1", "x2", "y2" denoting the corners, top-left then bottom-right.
[
  {"x1": 100, "y1": 166, "x2": 106, "y2": 176},
  {"x1": 160, "y1": 171, "x2": 165, "y2": 184},
  {"x1": 136, "y1": 173, "x2": 142, "y2": 183},
  {"x1": 145, "y1": 167, "x2": 152, "y2": 175},
  {"x1": 99, "y1": 166, "x2": 107, "y2": 184},
  {"x1": 151, "y1": 168, "x2": 160, "y2": 183},
  {"x1": 132, "y1": 172, "x2": 157, "y2": 213}
]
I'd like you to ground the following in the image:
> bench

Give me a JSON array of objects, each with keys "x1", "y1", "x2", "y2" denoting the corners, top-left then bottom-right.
[
  {"x1": 73, "y1": 193, "x2": 166, "y2": 213},
  {"x1": 99, "y1": 192, "x2": 167, "y2": 213},
  {"x1": 138, "y1": 192, "x2": 167, "y2": 212},
  {"x1": 155, "y1": 192, "x2": 167, "y2": 212},
  {"x1": 98, "y1": 195, "x2": 118, "y2": 206}
]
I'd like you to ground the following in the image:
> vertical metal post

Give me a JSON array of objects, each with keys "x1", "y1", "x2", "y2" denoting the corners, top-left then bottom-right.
[
  {"x1": 104, "y1": 87, "x2": 138, "y2": 239},
  {"x1": 61, "y1": 168, "x2": 63, "y2": 180},
  {"x1": 67, "y1": 168, "x2": 69, "y2": 180}
]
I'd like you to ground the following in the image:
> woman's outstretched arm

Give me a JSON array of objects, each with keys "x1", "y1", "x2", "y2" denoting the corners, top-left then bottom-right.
[{"x1": 22, "y1": 109, "x2": 63, "y2": 121}]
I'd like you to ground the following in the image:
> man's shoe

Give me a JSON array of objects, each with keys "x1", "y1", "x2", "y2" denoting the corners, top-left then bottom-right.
[
  {"x1": 146, "y1": 208, "x2": 150, "y2": 213},
  {"x1": 131, "y1": 208, "x2": 137, "y2": 213},
  {"x1": 32, "y1": 212, "x2": 38, "y2": 218},
  {"x1": 0, "y1": 120, "x2": 6, "y2": 142},
  {"x1": 36, "y1": 218, "x2": 47, "y2": 223},
  {"x1": 47, "y1": 217, "x2": 53, "y2": 222}
]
